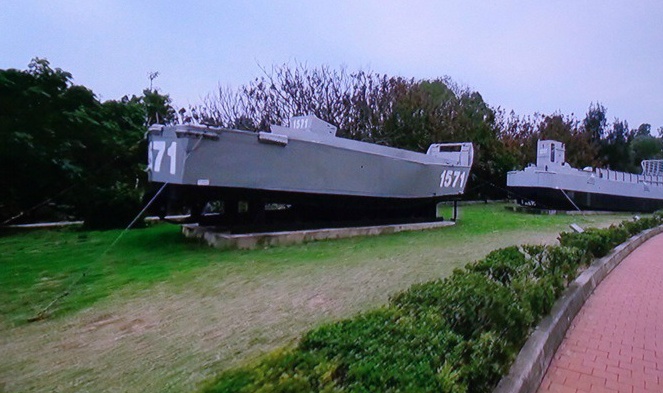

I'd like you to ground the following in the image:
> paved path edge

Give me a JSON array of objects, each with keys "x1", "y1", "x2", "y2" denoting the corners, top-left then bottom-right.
[{"x1": 493, "y1": 224, "x2": 663, "y2": 393}]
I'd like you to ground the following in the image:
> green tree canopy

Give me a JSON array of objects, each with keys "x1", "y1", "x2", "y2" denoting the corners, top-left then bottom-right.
[
  {"x1": 599, "y1": 119, "x2": 633, "y2": 171},
  {"x1": 0, "y1": 58, "x2": 150, "y2": 227},
  {"x1": 631, "y1": 135, "x2": 663, "y2": 168}
]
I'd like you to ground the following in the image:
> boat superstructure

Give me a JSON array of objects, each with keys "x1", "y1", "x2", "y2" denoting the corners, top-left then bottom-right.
[
  {"x1": 507, "y1": 140, "x2": 663, "y2": 212},
  {"x1": 146, "y1": 115, "x2": 474, "y2": 228}
]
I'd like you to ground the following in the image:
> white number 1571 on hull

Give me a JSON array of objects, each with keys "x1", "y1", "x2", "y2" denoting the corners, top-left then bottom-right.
[{"x1": 440, "y1": 170, "x2": 466, "y2": 189}]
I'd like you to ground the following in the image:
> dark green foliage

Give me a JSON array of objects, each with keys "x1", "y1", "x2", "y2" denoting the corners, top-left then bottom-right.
[
  {"x1": 558, "y1": 225, "x2": 630, "y2": 258},
  {"x1": 620, "y1": 216, "x2": 661, "y2": 236},
  {"x1": 583, "y1": 102, "x2": 607, "y2": 142},
  {"x1": 599, "y1": 119, "x2": 634, "y2": 172},
  {"x1": 653, "y1": 210, "x2": 663, "y2": 222},
  {"x1": 0, "y1": 58, "x2": 176, "y2": 228},
  {"x1": 301, "y1": 309, "x2": 465, "y2": 392},
  {"x1": 558, "y1": 216, "x2": 663, "y2": 262},
  {"x1": 203, "y1": 349, "x2": 338, "y2": 393},
  {"x1": 392, "y1": 269, "x2": 534, "y2": 345},
  {"x1": 540, "y1": 246, "x2": 586, "y2": 290},
  {"x1": 142, "y1": 88, "x2": 176, "y2": 126},
  {"x1": 80, "y1": 182, "x2": 146, "y2": 230},
  {"x1": 620, "y1": 219, "x2": 644, "y2": 236},
  {"x1": 465, "y1": 246, "x2": 528, "y2": 285},
  {"x1": 631, "y1": 134, "x2": 663, "y2": 165},
  {"x1": 1, "y1": 59, "x2": 96, "y2": 220},
  {"x1": 512, "y1": 275, "x2": 556, "y2": 319},
  {"x1": 455, "y1": 332, "x2": 512, "y2": 393}
]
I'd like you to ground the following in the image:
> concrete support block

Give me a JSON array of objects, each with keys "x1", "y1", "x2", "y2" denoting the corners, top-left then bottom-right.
[{"x1": 181, "y1": 221, "x2": 454, "y2": 250}]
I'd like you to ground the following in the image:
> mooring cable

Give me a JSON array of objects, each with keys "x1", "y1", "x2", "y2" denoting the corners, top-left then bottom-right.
[
  {"x1": 471, "y1": 173, "x2": 602, "y2": 225},
  {"x1": 29, "y1": 182, "x2": 169, "y2": 322},
  {"x1": 559, "y1": 188, "x2": 583, "y2": 214},
  {"x1": 2, "y1": 183, "x2": 80, "y2": 226},
  {"x1": 28, "y1": 130, "x2": 207, "y2": 320},
  {"x1": 556, "y1": 188, "x2": 602, "y2": 226}
]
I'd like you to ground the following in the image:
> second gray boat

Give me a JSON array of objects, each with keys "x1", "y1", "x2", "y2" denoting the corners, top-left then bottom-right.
[{"x1": 507, "y1": 140, "x2": 663, "y2": 212}]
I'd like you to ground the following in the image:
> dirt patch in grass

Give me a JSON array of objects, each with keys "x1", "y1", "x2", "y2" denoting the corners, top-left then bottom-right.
[{"x1": 0, "y1": 208, "x2": 631, "y2": 392}]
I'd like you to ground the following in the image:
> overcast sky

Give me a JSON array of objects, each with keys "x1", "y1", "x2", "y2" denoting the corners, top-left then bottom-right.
[{"x1": 2, "y1": 1, "x2": 662, "y2": 129}]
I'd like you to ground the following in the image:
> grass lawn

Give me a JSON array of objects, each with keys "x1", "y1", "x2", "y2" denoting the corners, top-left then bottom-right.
[{"x1": 0, "y1": 203, "x2": 633, "y2": 392}]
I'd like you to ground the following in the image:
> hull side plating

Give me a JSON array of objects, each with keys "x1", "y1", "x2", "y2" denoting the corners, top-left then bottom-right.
[{"x1": 146, "y1": 116, "x2": 474, "y2": 225}]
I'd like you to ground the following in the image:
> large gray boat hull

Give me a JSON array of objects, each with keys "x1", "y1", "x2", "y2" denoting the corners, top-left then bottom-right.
[
  {"x1": 146, "y1": 116, "x2": 474, "y2": 225},
  {"x1": 507, "y1": 140, "x2": 663, "y2": 212}
]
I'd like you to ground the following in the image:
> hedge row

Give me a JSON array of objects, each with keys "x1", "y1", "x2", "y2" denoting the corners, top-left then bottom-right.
[{"x1": 201, "y1": 214, "x2": 662, "y2": 393}]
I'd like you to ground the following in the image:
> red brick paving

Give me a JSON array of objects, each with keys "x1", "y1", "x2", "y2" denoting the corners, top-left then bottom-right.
[{"x1": 537, "y1": 233, "x2": 663, "y2": 393}]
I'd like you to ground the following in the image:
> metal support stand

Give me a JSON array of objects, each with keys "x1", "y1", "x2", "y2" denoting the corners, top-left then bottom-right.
[{"x1": 453, "y1": 200, "x2": 458, "y2": 221}]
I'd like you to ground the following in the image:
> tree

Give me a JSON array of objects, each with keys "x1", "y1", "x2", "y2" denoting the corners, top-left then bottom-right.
[
  {"x1": 635, "y1": 123, "x2": 651, "y2": 137},
  {"x1": 142, "y1": 88, "x2": 175, "y2": 125},
  {"x1": 631, "y1": 135, "x2": 663, "y2": 167},
  {"x1": 582, "y1": 102, "x2": 607, "y2": 142},
  {"x1": 376, "y1": 78, "x2": 448, "y2": 151},
  {"x1": 495, "y1": 110, "x2": 542, "y2": 169},
  {"x1": 76, "y1": 97, "x2": 147, "y2": 228},
  {"x1": 600, "y1": 119, "x2": 633, "y2": 171},
  {"x1": 0, "y1": 58, "x2": 148, "y2": 227},
  {"x1": 1, "y1": 58, "x2": 96, "y2": 221}
]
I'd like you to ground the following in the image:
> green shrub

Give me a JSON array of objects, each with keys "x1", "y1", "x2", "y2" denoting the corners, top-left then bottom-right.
[
  {"x1": 392, "y1": 270, "x2": 534, "y2": 345},
  {"x1": 558, "y1": 228, "x2": 618, "y2": 258},
  {"x1": 202, "y1": 349, "x2": 338, "y2": 393},
  {"x1": 81, "y1": 182, "x2": 145, "y2": 230},
  {"x1": 464, "y1": 246, "x2": 528, "y2": 285},
  {"x1": 454, "y1": 331, "x2": 513, "y2": 393},
  {"x1": 511, "y1": 275, "x2": 556, "y2": 319},
  {"x1": 388, "y1": 278, "x2": 448, "y2": 312},
  {"x1": 652, "y1": 210, "x2": 663, "y2": 222},
  {"x1": 542, "y1": 246, "x2": 585, "y2": 290},
  {"x1": 620, "y1": 219, "x2": 644, "y2": 236},
  {"x1": 301, "y1": 308, "x2": 464, "y2": 392},
  {"x1": 620, "y1": 216, "x2": 661, "y2": 236},
  {"x1": 560, "y1": 217, "x2": 662, "y2": 260},
  {"x1": 440, "y1": 272, "x2": 534, "y2": 343}
]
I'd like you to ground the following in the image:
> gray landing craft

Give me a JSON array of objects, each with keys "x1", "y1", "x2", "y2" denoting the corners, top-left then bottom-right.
[
  {"x1": 146, "y1": 115, "x2": 474, "y2": 228},
  {"x1": 507, "y1": 140, "x2": 663, "y2": 212}
]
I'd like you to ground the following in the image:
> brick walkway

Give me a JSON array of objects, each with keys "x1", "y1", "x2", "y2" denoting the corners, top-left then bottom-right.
[{"x1": 537, "y1": 233, "x2": 663, "y2": 393}]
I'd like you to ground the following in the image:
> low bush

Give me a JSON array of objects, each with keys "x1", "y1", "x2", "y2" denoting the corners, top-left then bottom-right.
[
  {"x1": 558, "y1": 226, "x2": 628, "y2": 258},
  {"x1": 301, "y1": 309, "x2": 464, "y2": 392},
  {"x1": 464, "y1": 246, "x2": 529, "y2": 286},
  {"x1": 201, "y1": 214, "x2": 662, "y2": 393},
  {"x1": 620, "y1": 216, "x2": 660, "y2": 236},
  {"x1": 391, "y1": 270, "x2": 534, "y2": 345},
  {"x1": 81, "y1": 182, "x2": 146, "y2": 230}
]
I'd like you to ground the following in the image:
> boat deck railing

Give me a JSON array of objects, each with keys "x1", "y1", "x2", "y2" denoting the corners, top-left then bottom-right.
[
  {"x1": 642, "y1": 160, "x2": 663, "y2": 177},
  {"x1": 595, "y1": 168, "x2": 663, "y2": 186}
]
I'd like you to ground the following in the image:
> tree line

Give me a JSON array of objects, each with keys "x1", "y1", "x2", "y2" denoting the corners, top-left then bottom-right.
[
  {"x1": 1, "y1": 58, "x2": 173, "y2": 228},
  {"x1": 2, "y1": 59, "x2": 661, "y2": 227}
]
